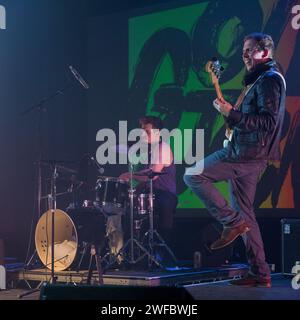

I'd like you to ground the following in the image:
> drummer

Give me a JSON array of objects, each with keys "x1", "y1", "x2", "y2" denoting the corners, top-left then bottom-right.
[{"x1": 119, "y1": 116, "x2": 178, "y2": 259}]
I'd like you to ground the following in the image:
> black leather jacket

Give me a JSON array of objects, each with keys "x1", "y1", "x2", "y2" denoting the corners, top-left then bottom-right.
[{"x1": 226, "y1": 60, "x2": 286, "y2": 161}]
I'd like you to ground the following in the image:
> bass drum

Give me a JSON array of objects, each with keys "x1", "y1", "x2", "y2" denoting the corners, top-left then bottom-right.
[{"x1": 35, "y1": 209, "x2": 106, "y2": 271}]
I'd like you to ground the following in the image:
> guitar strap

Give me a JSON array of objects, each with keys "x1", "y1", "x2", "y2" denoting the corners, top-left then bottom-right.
[
  {"x1": 234, "y1": 85, "x2": 252, "y2": 109},
  {"x1": 234, "y1": 74, "x2": 263, "y2": 110},
  {"x1": 234, "y1": 70, "x2": 286, "y2": 110}
]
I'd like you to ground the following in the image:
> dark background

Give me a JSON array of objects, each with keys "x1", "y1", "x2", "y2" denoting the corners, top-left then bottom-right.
[{"x1": 0, "y1": 0, "x2": 299, "y2": 271}]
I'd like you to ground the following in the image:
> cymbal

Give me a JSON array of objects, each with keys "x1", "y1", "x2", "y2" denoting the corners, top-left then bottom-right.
[
  {"x1": 56, "y1": 165, "x2": 77, "y2": 175},
  {"x1": 38, "y1": 161, "x2": 77, "y2": 175},
  {"x1": 39, "y1": 159, "x2": 77, "y2": 165},
  {"x1": 46, "y1": 177, "x2": 85, "y2": 184},
  {"x1": 41, "y1": 191, "x2": 71, "y2": 200}
]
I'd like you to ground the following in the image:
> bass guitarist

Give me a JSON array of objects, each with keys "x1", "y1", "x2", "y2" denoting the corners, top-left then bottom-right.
[{"x1": 184, "y1": 33, "x2": 286, "y2": 287}]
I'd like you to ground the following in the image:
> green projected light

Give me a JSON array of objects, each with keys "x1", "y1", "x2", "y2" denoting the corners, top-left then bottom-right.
[
  {"x1": 128, "y1": 1, "x2": 241, "y2": 209},
  {"x1": 128, "y1": 0, "x2": 297, "y2": 209}
]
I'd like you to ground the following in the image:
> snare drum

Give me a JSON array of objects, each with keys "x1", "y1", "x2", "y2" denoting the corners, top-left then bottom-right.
[{"x1": 95, "y1": 177, "x2": 128, "y2": 215}]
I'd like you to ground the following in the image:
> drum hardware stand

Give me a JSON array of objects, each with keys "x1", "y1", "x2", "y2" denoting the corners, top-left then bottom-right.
[
  {"x1": 18, "y1": 164, "x2": 59, "y2": 299},
  {"x1": 75, "y1": 241, "x2": 89, "y2": 272},
  {"x1": 18, "y1": 281, "x2": 44, "y2": 299},
  {"x1": 141, "y1": 171, "x2": 178, "y2": 270},
  {"x1": 86, "y1": 244, "x2": 103, "y2": 285},
  {"x1": 116, "y1": 164, "x2": 163, "y2": 269}
]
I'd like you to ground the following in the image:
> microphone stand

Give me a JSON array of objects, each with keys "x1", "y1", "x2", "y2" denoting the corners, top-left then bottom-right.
[
  {"x1": 19, "y1": 68, "x2": 88, "y2": 298},
  {"x1": 22, "y1": 82, "x2": 73, "y2": 270}
]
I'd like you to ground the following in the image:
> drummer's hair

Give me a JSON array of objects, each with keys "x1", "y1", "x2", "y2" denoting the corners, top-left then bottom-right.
[{"x1": 139, "y1": 116, "x2": 164, "y2": 130}]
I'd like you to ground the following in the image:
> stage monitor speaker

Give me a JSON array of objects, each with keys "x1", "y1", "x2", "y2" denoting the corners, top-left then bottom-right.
[
  {"x1": 281, "y1": 219, "x2": 300, "y2": 274},
  {"x1": 40, "y1": 283, "x2": 194, "y2": 300}
]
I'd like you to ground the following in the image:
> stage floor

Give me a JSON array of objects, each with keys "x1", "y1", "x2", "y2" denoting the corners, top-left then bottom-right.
[
  {"x1": 8, "y1": 263, "x2": 248, "y2": 287},
  {"x1": 0, "y1": 274, "x2": 298, "y2": 300},
  {"x1": 185, "y1": 274, "x2": 300, "y2": 300}
]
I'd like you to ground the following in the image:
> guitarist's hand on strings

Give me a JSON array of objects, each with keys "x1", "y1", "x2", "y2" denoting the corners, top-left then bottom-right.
[{"x1": 213, "y1": 98, "x2": 233, "y2": 117}]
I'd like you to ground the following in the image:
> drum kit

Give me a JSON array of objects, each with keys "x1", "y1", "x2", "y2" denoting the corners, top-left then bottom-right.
[{"x1": 34, "y1": 158, "x2": 177, "y2": 275}]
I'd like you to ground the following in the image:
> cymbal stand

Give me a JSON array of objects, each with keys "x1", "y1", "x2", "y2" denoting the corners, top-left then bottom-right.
[{"x1": 19, "y1": 164, "x2": 58, "y2": 299}]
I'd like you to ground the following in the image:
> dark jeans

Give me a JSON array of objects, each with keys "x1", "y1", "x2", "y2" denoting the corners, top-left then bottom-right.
[{"x1": 184, "y1": 148, "x2": 270, "y2": 278}]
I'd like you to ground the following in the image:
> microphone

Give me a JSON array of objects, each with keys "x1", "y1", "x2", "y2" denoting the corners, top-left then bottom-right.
[
  {"x1": 69, "y1": 65, "x2": 90, "y2": 89},
  {"x1": 90, "y1": 157, "x2": 105, "y2": 175}
]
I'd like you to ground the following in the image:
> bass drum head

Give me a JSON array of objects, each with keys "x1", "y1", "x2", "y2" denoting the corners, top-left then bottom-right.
[{"x1": 35, "y1": 210, "x2": 78, "y2": 271}]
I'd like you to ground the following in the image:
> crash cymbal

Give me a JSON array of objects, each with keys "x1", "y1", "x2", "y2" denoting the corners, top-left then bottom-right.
[
  {"x1": 37, "y1": 160, "x2": 77, "y2": 175},
  {"x1": 41, "y1": 191, "x2": 71, "y2": 200},
  {"x1": 39, "y1": 159, "x2": 77, "y2": 165},
  {"x1": 56, "y1": 165, "x2": 77, "y2": 175}
]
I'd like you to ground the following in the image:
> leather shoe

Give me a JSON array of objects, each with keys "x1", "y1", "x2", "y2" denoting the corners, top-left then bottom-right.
[
  {"x1": 210, "y1": 222, "x2": 250, "y2": 250},
  {"x1": 229, "y1": 275, "x2": 271, "y2": 288}
]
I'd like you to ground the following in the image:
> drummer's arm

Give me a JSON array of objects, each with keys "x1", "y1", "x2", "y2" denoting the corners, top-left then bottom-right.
[
  {"x1": 148, "y1": 143, "x2": 173, "y2": 181},
  {"x1": 119, "y1": 144, "x2": 173, "y2": 182},
  {"x1": 119, "y1": 169, "x2": 149, "y2": 182},
  {"x1": 122, "y1": 166, "x2": 163, "y2": 182}
]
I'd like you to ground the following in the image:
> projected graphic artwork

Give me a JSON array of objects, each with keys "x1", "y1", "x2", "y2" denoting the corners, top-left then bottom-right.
[{"x1": 128, "y1": 0, "x2": 300, "y2": 209}]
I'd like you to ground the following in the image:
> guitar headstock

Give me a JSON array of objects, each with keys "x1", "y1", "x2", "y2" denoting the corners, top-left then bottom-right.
[{"x1": 205, "y1": 58, "x2": 224, "y2": 86}]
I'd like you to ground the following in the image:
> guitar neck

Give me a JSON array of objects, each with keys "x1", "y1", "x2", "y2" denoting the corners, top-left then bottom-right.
[
  {"x1": 213, "y1": 82, "x2": 230, "y2": 129},
  {"x1": 213, "y1": 82, "x2": 224, "y2": 101}
]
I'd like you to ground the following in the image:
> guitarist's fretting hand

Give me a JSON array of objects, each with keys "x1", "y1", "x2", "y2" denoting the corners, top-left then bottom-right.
[{"x1": 213, "y1": 98, "x2": 233, "y2": 117}]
